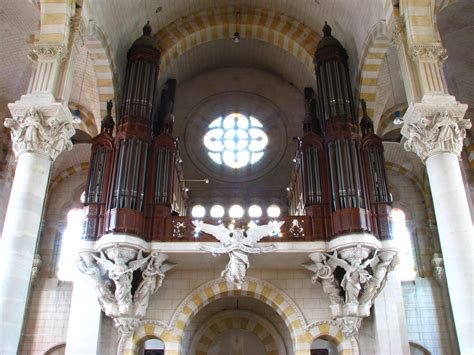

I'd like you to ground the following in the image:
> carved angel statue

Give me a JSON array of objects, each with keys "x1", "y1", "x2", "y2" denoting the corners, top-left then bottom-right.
[
  {"x1": 76, "y1": 253, "x2": 117, "y2": 316},
  {"x1": 325, "y1": 250, "x2": 373, "y2": 305},
  {"x1": 195, "y1": 221, "x2": 284, "y2": 288},
  {"x1": 134, "y1": 252, "x2": 176, "y2": 317},
  {"x1": 93, "y1": 249, "x2": 150, "y2": 314},
  {"x1": 303, "y1": 253, "x2": 343, "y2": 305},
  {"x1": 359, "y1": 250, "x2": 396, "y2": 305}
]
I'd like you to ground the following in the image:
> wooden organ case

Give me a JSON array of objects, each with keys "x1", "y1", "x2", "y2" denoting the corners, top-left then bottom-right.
[{"x1": 83, "y1": 22, "x2": 392, "y2": 243}]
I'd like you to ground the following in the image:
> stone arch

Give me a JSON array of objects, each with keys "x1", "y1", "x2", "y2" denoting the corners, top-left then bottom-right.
[
  {"x1": 155, "y1": 6, "x2": 321, "y2": 74},
  {"x1": 386, "y1": 162, "x2": 424, "y2": 194},
  {"x1": 190, "y1": 310, "x2": 286, "y2": 355},
  {"x1": 86, "y1": 21, "x2": 117, "y2": 120},
  {"x1": 303, "y1": 321, "x2": 358, "y2": 355},
  {"x1": 400, "y1": 0, "x2": 439, "y2": 42},
  {"x1": 68, "y1": 102, "x2": 99, "y2": 137},
  {"x1": 44, "y1": 343, "x2": 66, "y2": 355},
  {"x1": 124, "y1": 322, "x2": 178, "y2": 355},
  {"x1": 377, "y1": 103, "x2": 408, "y2": 136},
  {"x1": 49, "y1": 162, "x2": 90, "y2": 192},
  {"x1": 38, "y1": 0, "x2": 75, "y2": 44},
  {"x1": 169, "y1": 277, "x2": 307, "y2": 353},
  {"x1": 357, "y1": 20, "x2": 390, "y2": 119}
]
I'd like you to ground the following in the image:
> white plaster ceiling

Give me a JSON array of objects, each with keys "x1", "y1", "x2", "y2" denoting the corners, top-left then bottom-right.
[
  {"x1": 90, "y1": 0, "x2": 385, "y2": 86},
  {"x1": 159, "y1": 38, "x2": 316, "y2": 93},
  {"x1": 0, "y1": 0, "x2": 39, "y2": 112}
]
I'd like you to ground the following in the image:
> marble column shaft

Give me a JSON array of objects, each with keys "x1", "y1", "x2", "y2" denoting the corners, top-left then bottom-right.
[{"x1": 0, "y1": 152, "x2": 51, "y2": 353}]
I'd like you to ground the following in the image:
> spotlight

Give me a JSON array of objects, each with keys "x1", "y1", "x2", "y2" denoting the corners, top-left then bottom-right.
[{"x1": 233, "y1": 31, "x2": 240, "y2": 43}]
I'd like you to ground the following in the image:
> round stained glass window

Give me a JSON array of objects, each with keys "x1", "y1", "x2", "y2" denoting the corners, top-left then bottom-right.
[{"x1": 203, "y1": 113, "x2": 268, "y2": 168}]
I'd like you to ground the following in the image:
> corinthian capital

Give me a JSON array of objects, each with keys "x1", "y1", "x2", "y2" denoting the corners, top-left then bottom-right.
[
  {"x1": 401, "y1": 95, "x2": 470, "y2": 161},
  {"x1": 409, "y1": 43, "x2": 447, "y2": 63},
  {"x1": 6, "y1": 93, "x2": 75, "y2": 160}
]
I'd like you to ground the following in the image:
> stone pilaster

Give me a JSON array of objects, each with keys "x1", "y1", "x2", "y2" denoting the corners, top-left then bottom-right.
[
  {"x1": 409, "y1": 43, "x2": 448, "y2": 96},
  {"x1": 27, "y1": 44, "x2": 68, "y2": 95},
  {"x1": 389, "y1": 17, "x2": 421, "y2": 103}
]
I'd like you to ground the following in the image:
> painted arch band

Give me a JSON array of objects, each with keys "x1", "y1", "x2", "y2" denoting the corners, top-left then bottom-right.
[{"x1": 204, "y1": 113, "x2": 268, "y2": 169}]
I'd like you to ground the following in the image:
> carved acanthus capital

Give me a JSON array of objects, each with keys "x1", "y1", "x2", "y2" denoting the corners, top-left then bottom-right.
[
  {"x1": 6, "y1": 94, "x2": 75, "y2": 160},
  {"x1": 76, "y1": 245, "x2": 175, "y2": 331},
  {"x1": 401, "y1": 95, "x2": 470, "y2": 161},
  {"x1": 303, "y1": 245, "x2": 397, "y2": 320},
  {"x1": 390, "y1": 17, "x2": 405, "y2": 46},
  {"x1": 28, "y1": 44, "x2": 68, "y2": 63},
  {"x1": 409, "y1": 43, "x2": 447, "y2": 63}
]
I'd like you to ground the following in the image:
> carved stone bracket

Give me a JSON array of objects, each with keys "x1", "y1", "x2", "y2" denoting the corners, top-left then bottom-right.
[
  {"x1": 401, "y1": 95, "x2": 470, "y2": 161},
  {"x1": 31, "y1": 253, "x2": 42, "y2": 286},
  {"x1": 409, "y1": 43, "x2": 447, "y2": 63},
  {"x1": 76, "y1": 244, "x2": 176, "y2": 335},
  {"x1": 6, "y1": 93, "x2": 75, "y2": 160},
  {"x1": 337, "y1": 317, "x2": 362, "y2": 338},
  {"x1": 303, "y1": 244, "x2": 397, "y2": 334},
  {"x1": 431, "y1": 253, "x2": 446, "y2": 287}
]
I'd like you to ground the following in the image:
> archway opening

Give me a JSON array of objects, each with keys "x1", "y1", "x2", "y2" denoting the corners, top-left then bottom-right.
[
  {"x1": 311, "y1": 337, "x2": 338, "y2": 355},
  {"x1": 141, "y1": 338, "x2": 165, "y2": 355},
  {"x1": 185, "y1": 296, "x2": 292, "y2": 355}
]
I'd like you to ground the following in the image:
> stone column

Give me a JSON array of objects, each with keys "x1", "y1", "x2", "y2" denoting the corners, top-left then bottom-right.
[
  {"x1": 401, "y1": 95, "x2": 472, "y2": 354},
  {"x1": 373, "y1": 270, "x2": 410, "y2": 355},
  {"x1": 0, "y1": 93, "x2": 75, "y2": 354},
  {"x1": 65, "y1": 273, "x2": 102, "y2": 355}
]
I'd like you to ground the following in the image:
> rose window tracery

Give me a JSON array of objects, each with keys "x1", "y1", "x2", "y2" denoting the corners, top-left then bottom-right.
[{"x1": 203, "y1": 113, "x2": 268, "y2": 168}]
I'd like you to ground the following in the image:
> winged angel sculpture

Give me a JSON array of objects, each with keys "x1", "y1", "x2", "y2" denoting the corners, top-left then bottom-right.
[
  {"x1": 304, "y1": 247, "x2": 396, "y2": 307},
  {"x1": 194, "y1": 221, "x2": 284, "y2": 288},
  {"x1": 78, "y1": 247, "x2": 175, "y2": 319}
]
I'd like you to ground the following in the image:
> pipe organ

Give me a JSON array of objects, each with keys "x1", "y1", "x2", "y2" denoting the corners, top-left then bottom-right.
[{"x1": 83, "y1": 22, "x2": 391, "y2": 242}]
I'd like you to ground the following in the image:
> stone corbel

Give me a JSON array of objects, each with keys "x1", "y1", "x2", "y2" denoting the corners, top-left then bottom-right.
[
  {"x1": 6, "y1": 93, "x2": 75, "y2": 160},
  {"x1": 431, "y1": 253, "x2": 446, "y2": 287},
  {"x1": 76, "y1": 244, "x2": 176, "y2": 336},
  {"x1": 303, "y1": 245, "x2": 397, "y2": 335},
  {"x1": 401, "y1": 95, "x2": 470, "y2": 161},
  {"x1": 31, "y1": 253, "x2": 42, "y2": 287}
]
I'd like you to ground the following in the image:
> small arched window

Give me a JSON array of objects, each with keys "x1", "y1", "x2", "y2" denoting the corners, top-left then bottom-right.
[{"x1": 390, "y1": 208, "x2": 416, "y2": 281}]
